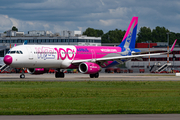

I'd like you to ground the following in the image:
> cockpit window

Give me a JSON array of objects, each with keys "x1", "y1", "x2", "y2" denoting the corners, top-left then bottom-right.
[
  {"x1": 20, "y1": 51, "x2": 23, "y2": 54},
  {"x1": 7, "y1": 50, "x2": 23, "y2": 54},
  {"x1": 16, "y1": 51, "x2": 20, "y2": 54},
  {"x1": 10, "y1": 51, "x2": 16, "y2": 54}
]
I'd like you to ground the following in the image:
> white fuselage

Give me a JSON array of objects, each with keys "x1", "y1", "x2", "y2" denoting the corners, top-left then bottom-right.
[{"x1": 8, "y1": 45, "x2": 76, "y2": 68}]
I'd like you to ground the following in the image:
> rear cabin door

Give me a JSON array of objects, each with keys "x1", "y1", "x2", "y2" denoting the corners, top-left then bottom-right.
[{"x1": 91, "y1": 49, "x2": 96, "y2": 60}]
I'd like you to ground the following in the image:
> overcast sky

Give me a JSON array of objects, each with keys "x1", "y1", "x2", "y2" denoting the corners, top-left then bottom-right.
[{"x1": 0, "y1": 0, "x2": 180, "y2": 34}]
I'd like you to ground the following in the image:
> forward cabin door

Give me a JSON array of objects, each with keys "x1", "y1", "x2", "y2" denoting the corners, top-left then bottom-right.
[
  {"x1": 27, "y1": 47, "x2": 33, "y2": 60},
  {"x1": 26, "y1": 47, "x2": 36, "y2": 67}
]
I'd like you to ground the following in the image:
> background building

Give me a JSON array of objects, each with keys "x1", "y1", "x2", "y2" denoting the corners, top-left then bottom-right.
[
  {"x1": 0, "y1": 30, "x2": 101, "y2": 57},
  {"x1": 27, "y1": 30, "x2": 53, "y2": 36}
]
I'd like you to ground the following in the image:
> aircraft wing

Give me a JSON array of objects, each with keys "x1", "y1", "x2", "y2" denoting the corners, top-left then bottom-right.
[
  {"x1": 72, "y1": 52, "x2": 167, "y2": 64},
  {"x1": 132, "y1": 49, "x2": 166, "y2": 55},
  {"x1": 95, "y1": 52, "x2": 169, "y2": 61},
  {"x1": 72, "y1": 39, "x2": 177, "y2": 64}
]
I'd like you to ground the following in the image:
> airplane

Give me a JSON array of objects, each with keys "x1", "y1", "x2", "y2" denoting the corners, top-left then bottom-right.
[{"x1": 2, "y1": 16, "x2": 177, "y2": 78}]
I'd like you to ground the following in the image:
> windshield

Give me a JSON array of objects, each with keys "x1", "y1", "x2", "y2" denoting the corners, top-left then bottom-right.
[{"x1": 7, "y1": 50, "x2": 23, "y2": 54}]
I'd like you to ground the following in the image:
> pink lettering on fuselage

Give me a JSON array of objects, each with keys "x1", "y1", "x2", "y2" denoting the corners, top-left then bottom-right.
[{"x1": 54, "y1": 48, "x2": 75, "y2": 60}]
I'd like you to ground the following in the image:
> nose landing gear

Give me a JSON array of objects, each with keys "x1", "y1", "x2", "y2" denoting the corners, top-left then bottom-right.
[
  {"x1": 20, "y1": 68, "x2": 25, "y2": 79},
  {"x1": 20, "y1": 74, "x2": 25, "y2": 78}
]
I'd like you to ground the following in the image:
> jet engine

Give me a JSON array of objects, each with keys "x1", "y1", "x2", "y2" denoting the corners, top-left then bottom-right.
[
  {"x1": 79, "y1": 62, "x2": 101, "y2": 74},
  {"x1": 27, "y1": 68, "x2": 48, "y2": 74}
]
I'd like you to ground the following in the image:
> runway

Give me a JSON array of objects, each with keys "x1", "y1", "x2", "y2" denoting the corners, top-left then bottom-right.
[
  {"x1": 1, "y1": 114, "x2": 180, "y2": 120},
  {"x1": 0, "y1": 73, "x2": 179, "y2": 81}
]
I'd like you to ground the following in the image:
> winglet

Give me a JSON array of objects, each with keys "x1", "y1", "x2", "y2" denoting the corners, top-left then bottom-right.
[{"x1": 170, "y1": 39, "x2": 177, "y2": 52}]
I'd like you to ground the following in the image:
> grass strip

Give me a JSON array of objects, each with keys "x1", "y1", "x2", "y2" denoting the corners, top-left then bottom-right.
[{"x1": 0, "y1": 81, "x2": 180, "y2": 115}]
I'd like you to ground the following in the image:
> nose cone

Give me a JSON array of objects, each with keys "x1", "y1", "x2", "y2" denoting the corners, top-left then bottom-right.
[{"x1": 4, "y1": 55, "x2": 13, "y2": 65}]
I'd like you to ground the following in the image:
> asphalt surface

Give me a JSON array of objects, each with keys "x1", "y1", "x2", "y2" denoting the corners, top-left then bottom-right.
[
  {"x1": 0, "y1": 73, "x2": 179, "y2": 81},
  {"x1": 0, "y1": 114, "x2": 180, "y2": 120}
]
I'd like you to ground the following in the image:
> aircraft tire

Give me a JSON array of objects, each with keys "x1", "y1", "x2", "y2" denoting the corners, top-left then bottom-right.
[
  {"x1": 59, "y1": 72, "x2": 65, "y2": 78},
  {"x1": 89, "y1": 73, "x2": 99, "y2": 78},
  {"x1": 55, "y1": 73, "x2": 58, "y2": 78},
  {"x1": 90, "y1": 74, "x2": 95, "y2": 78},
  {"x1": 55, "y1": 72, "x2": 65, "y2": 78},
  {"x1": 20, "y1": 74, "x2": 25, "y2": 79},
  {"x1": 94, "y1": 73, "x2": 99, "y2": 78}
]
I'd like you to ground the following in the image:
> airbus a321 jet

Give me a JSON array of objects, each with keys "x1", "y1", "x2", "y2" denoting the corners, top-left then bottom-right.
[{"x1": 3, "y1": 17, "x2": 177, "y2": 78}]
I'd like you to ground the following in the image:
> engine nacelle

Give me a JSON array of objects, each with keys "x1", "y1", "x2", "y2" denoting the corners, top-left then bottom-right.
[
  {"x1": 27, "y1": 68, "x2": 48, "y2": 74},
  {"x1": 79, "y1": 62, "x2": 101, "y2": 74}
]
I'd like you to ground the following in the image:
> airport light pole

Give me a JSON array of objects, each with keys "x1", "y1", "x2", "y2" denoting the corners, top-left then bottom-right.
[
  {"x1": 10, "y1": 30, "x2": 11, "y2": 49},
  {"x1": 148, "y1": 40, "x2": 152, "y2": 71},
  {"x1": 149, "y1": 41, "x2": 150, "y2": 71},
  {"x1": 173, "y1": 53, "x2": 176, "y2": 70},
  {"x1": 166, "y1": 32, "x2": 171, "y2": 63}
]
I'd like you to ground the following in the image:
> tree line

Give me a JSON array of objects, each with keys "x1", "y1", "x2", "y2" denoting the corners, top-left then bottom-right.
[{"x1": 83, "y1": 27, "x2": 180, "y2": 45}]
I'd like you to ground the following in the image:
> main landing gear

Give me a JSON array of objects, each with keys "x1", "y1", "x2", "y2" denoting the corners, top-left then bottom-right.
[
  {"x1": 55, "y1": 69, "x2": 65, "y2": 78},
  {"x1": 89, "y1": 72, "x2": 99, "y2": 78},
  {"x1": 20, "y1": 68, "x2": 25, "y2": 79}
]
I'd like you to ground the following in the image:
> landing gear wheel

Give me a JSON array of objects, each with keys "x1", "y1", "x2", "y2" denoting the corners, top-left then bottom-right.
[
  {"x1": 90, "y1": 74, "x2": 95, "y2": 78},
  {"x1": 94, "y1": 73, "x2": 99, "y2": 78},
  {"x1": 20, "y1": 74, "x2": 25, "y2": 78},
  {"x1": 20, "y1": 68, "x2": 25, "y2": 79},
  {"x1": 55, "y1": 72, "x2": 65, "y2": 78},
  {"x1": 89, "y1": 73, "x2": 99, "y2": 78},
  {"x1": 59, "y1": 72, "x2": 64, "y2": 78}
]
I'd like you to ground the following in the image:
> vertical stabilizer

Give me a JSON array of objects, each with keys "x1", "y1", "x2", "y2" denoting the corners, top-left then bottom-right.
[{"x1": 119, "y1": 16, "x2": 138, "y2": 49}]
